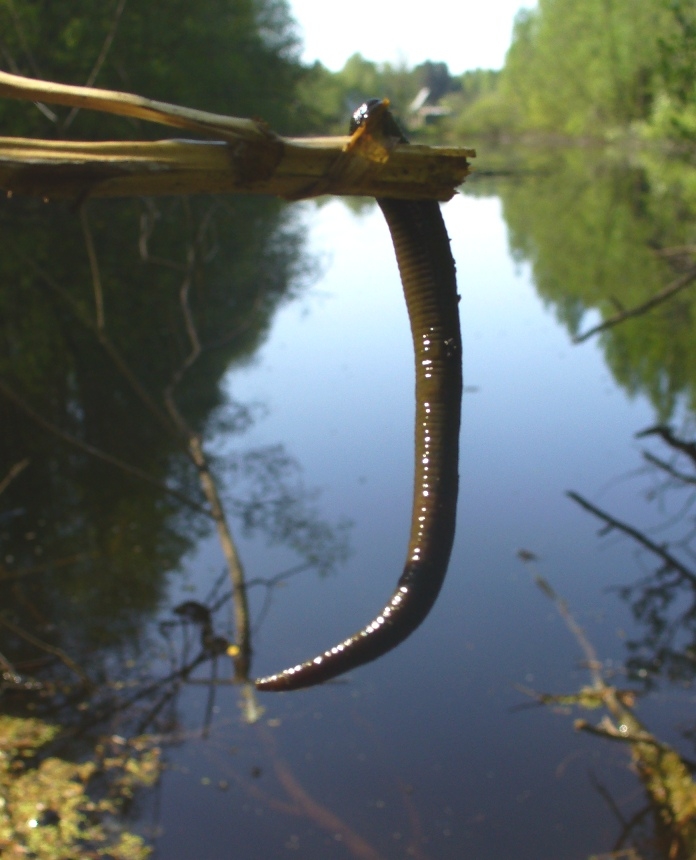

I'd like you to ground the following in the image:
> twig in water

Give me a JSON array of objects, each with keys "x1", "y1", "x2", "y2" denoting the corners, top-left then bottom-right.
[
  {"x1": 574, "y1": 264, "x2": 696, "y2": 344},
  {"x1": 0, "y1": 613, "x2": 91, "y2": 686},
  {"x1": 567, "y1": 490, "x2": 696, "y2": 587}
]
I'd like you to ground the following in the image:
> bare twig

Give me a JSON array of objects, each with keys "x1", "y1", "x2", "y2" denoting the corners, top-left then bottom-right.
[
  {"x1": 567, "y1": 490, "x2": 696, "y2": 586},
  {"x1": 246, "y1": 562, "x2": 312, "y2": 635},
  {"x1": 0, "y1": 379, "x2": 211, "y2": 516},
  {"x1": 61, "y1": 0, "x2": 128, "y2": 131},
  {"x1": 0, "y1": 613, "x2": 91, "y2": 686},
  {"x1": 525, "y1": 565, "x2": 696, "y2": 857},
  {"x1": 3, "y1": 0, "x2": 42, "y2": 80},
  {"x1": 18, "y1": 242, "x2": 182, "y2": 441},
  {"x1": 253, "y1": 725, "x2": 388, "y2": 860},
  {"x1": 0, "y1": 33, "x2": 57, "y2": 123},
  {"x1": 80, "y1": 205, "x2": 105, "y2": 330},
  {"x1": 636, "y1": 425, "x2": 696, "y2": 468},
  {"x1": 0, "y1": 69, "x2": 276, "y2": 141},
  {"x1": 532, "y1": 573, "x2": 603, "y2": 683},
  {"x1": 0, "y1": 458, "x2": 29, "y2": 496},
  {"x1": 574, "y1": 264, "x2": 696, "y2": 344}
]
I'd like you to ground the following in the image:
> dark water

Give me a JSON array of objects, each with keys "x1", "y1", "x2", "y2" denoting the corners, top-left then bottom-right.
[{"x1": 3, "y1": 152, "x2": 696, "y2": 859}]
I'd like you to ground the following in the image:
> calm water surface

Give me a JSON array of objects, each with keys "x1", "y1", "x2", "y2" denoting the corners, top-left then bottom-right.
[
  {"x1": 153, "y1": 187, "x2": 685, "y2": 858},
  {"x1": 3, "y1": 160, "x2": 695, "y2": 859}
]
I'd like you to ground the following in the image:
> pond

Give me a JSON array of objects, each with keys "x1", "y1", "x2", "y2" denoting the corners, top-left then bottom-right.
[{"x1": 2, "y1": 147, "x2": 696, "y2": 859}]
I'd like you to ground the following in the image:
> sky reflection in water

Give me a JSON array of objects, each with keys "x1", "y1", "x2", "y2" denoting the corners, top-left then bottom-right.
[{"x1": 150, "y1": 189, "x2": 685, "y2": 860}]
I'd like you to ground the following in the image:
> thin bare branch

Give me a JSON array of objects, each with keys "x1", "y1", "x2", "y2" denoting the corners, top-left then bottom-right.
[
  {"x1": 532, "y1": 572, "x2": 603, "y2": 685},
  {"x1": 574, "y1": 264, "x2": 696, "y2": 344},
  {"x1": 157, "y1": 207, "x2": 253, "y2": 680},
  {"x1": 80, "y1": 205, "x2": 105, "y2": 329},
  {"x1": 3, "y1": 0, "x2": 42, "y2": 80},
  {"x1": 0, "y1": 379, "x2": 211, "y2": 516},
  {"x1": 61, "y1": 0, "x2": 128, "y2": 131},
  {"x1": 567, "y1": 490, "x2": 696, "y2": 586},
  {"x1": 18, "y1": 228, "x2": 183, "y2": 442},
  {"x1": 0, "y1": 458, "x2": 29, "y2": 496},
  {"x1": 0, "y1": 613, "x2": 91, "y2": 686},
  {"x1": 642, "y1": 450, "x2": 696, "y2": 487},
  {"x1": 0, "y1": 33, "x2": 57, "y2": 122},
  {"x1": 258, "y1": 725, "x2": 388, "y2": 860},
  {"x1": 636, "y1": 424, "x2": 696, "y2": 468},
  {"x1": 0, "y1": 69, "x2": 276, "y2": 141}
]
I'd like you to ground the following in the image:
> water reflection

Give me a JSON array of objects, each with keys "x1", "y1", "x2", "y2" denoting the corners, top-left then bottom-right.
[
  {"x1": 497, "y1": 145, "x2": 696, "y2": 419},
  {"x1": 486, "y1": 147, "x2": 696, "y2": 858},
  {"x1": 3, "y1": 148, "x2": 696, "y2": 858},
  {"x1": 569, "y1": 422, "x2": 696, "y2": 689}
]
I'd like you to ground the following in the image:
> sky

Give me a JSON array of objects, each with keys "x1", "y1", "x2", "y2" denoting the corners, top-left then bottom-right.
[{"x1": 286, "y1": 0, "x2": 537, "y2": 75}]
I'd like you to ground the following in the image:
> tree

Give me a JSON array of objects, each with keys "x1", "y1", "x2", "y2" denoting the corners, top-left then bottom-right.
[
  {"x1": 500, "y1": 0, "x2": 672, "y2": 136},
  {"x1": 0, "y1": 0, "x2": 304, "y2": 137}
]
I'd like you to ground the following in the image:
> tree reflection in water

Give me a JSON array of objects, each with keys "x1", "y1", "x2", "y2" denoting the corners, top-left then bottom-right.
[
  {"x1": 518, "y1": 422, "x2": 696, "y2": 859},
  {"x1": 0, "y1": 193, "x2": 359, "y2": 856}
]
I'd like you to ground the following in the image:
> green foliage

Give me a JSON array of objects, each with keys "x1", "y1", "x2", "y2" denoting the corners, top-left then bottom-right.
[
  {"x1": 645, "y1": 0, "x2": 696, "y2": 142},
  {"x1": 423, "y1": 0, "x2": 696, "y2": 143},
  {"x1": 501, "y1": 0, "x2": 667, "y2": 136},
  {"x1": 443, "y1": 71, "x2": 511, "y2": 140},
  {"x1": 464, "y1": 0, "x2": 696, "y2": 141},
  {"x1": 295, "y1": 53, "x2": 459, "y2": 137},
  {"x1": 494, "y1": 147, "x2": 696, "y2": 419},
  {"x1": 0, "y1": 0, "x2": 304, "y2": 136},
  {"x1": 295, "y1": 60, "x2": 349, "y2": 134},
  {"x1": 0, "y1": 716, "x2": 158, "y2": 859},
  {"x1": 656, "y1": 0, "x2": 696, "y2": 108}
]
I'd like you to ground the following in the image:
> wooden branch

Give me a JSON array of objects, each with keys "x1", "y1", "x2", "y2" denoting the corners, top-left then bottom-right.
[
  {"x1": 0, "y1": 71, "x2": 475, "y2": 201},
  {"x1": 0, "y1": 70, "x2": 272, "y2": 139}
]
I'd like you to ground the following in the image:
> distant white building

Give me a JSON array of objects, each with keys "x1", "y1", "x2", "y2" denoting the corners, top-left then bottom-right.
[{"x1": 408, "y1": 87, "x2": 452, "y2": 128}]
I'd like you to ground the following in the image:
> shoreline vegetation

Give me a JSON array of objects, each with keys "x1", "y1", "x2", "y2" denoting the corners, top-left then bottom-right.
[{"x1": 299, "y1": 0, "x2": 695, "y2": 152}]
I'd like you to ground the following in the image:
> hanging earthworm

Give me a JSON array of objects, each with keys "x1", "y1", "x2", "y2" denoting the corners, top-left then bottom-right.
[{"x1": 255, "y1": 100, "x2": 462, "y2": 691}]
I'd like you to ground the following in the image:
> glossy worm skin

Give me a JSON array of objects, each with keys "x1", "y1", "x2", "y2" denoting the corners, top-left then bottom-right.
[{"x1": 254, "y1": 101, "x2": 462, "y2": 692}]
